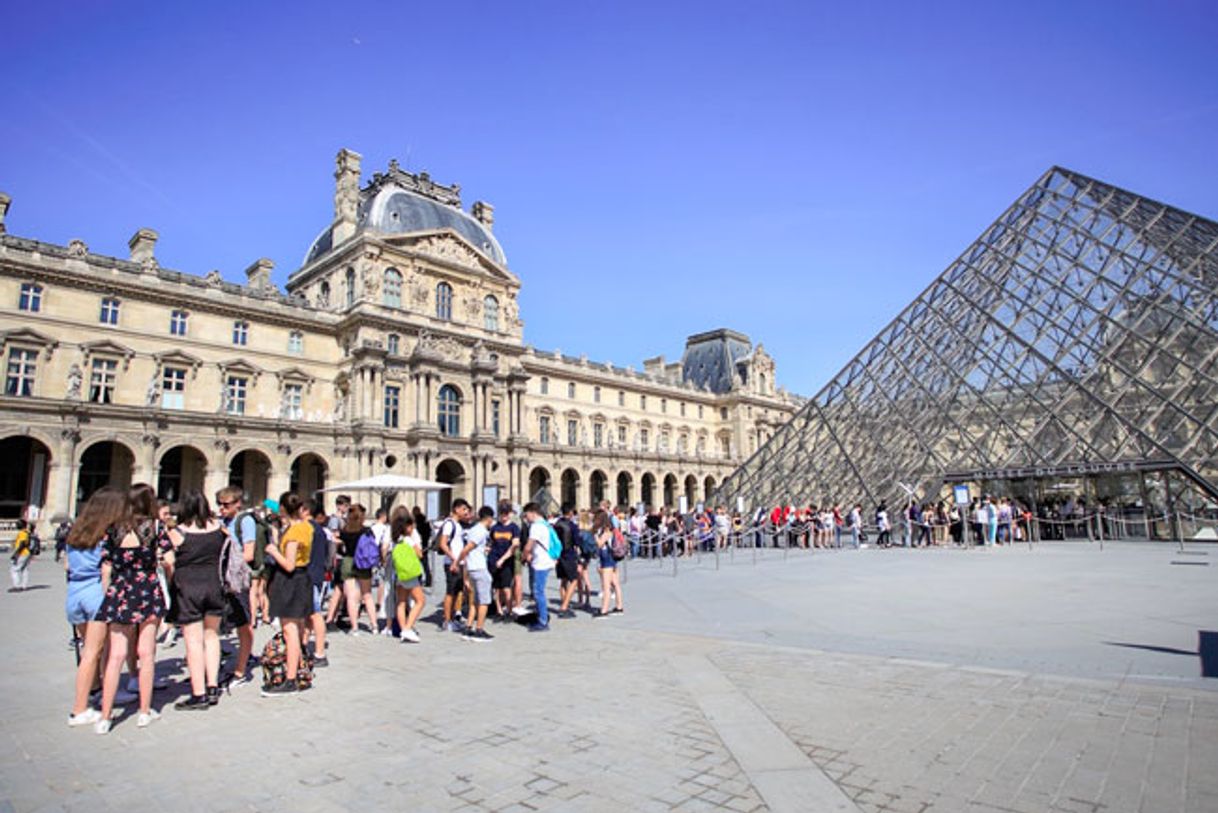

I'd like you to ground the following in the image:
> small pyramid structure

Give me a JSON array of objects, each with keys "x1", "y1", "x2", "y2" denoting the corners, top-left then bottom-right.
[{"x1": 718, "y1": 167, "x2": 1218, "y2": 511}]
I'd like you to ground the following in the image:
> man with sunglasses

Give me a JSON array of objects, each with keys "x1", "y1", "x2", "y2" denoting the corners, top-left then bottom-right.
[{"x1": 216, "y1": 486, "x2": 257, "y2": 686}]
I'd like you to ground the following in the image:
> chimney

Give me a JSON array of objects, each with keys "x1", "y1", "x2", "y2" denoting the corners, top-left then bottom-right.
[
  {"x1": 471, "y1": 200, "x2": 495, "y2": 231},
  {"x1": 244, "y1": 258, "x2": 275, "y2": 292},
  {"x1": 0, "y1": 192, "x2": 9, "y2": 233},
  {"x1": 333, "y1": 148, "x2": 362, "y2": 245},
  {"x1": 128, "y1": 228, "x2": 158, "y2": 265}
]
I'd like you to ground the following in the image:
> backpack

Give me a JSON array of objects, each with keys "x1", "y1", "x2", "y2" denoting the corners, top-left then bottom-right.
[
  {"x1": 392, "y1": 539, "x2": 423, "y2": 583},
  {"x1": 261, "y1": 631, "x2": 314, "y2": 690},
  {"x1": 610, "y1": 527, "x2": 628, "y2": 560},
  {"x1": 353, "y1": 528, "x2": 381, "y2": 570},
  {"x1": 545, "y1": 524, "x2": 563, "y2": 560},
  {"x1": 28, "y1": 531, "x2": 42, "y2": 556},
  {"x1": 219, "y1": 529, "x2": 250, "y2": 595},
  {"x1": 577, "y1": 530, "x2": 598, "y2": 557},
  {"x1": 237, "y1": 510, "x2": 270, "y2": 575}
]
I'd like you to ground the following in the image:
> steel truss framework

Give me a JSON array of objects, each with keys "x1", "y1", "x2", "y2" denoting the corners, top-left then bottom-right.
[{"x1": 718, "y1": 167, "x2": 1218, "y2": 511}]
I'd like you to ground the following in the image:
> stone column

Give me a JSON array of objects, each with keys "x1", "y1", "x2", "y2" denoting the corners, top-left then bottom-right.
[{"x1": 52, "y1": 429, "x2": 81, "y2": 517}]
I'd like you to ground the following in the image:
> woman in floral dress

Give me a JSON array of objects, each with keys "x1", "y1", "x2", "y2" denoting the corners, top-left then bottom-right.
[{"x1": 94, "y1": 484, "x2": 170, "y2": 733}]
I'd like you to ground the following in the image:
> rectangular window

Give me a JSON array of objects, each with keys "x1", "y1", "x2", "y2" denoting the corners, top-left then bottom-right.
[
  {"x1": 661, "y1": 398, "x2": 667, "y2": 414},
  {"x1": 99, "y1": 298, "x2": 120, "y2": 325},
  {"x1": 698, "y1": 404, "x2": 704, "y2": 419},
  {"x1": 232, "y1": 321, "x2": 248, "y2": 346},
  {"x1": 618, "y1": 390, "x2": 625, "y2": 406},
  {"x1": 640, "y1": 395, "x2": 647, "y2": 411},
  {"x1": 567, "y1": 419, "x2": 578, "y2": 446},
  {"x1": 170, "y1": 310, "x2": 188, "y2": 336},
  {"x1": 640, "y1": 429, "x2": 649, "y2": 449},
  {"x1": 89, "y1": 358, "x2": 117, "y2": 404},
  {"x1": 284, "y1": 383, "x2": 303, "y2": 420},
  {"x1": 720, "y1": 407, "x2": 728, "y2": 420},
  {"x1": 617, "y1": 425, "x2": 627, "y2": 445},
  {"x1": 491, "y1": 399, "x2": 501, "y2": 436},
  {"x1": 593, "y1": 423, "x2": 603, "y2": 448},
  {"x1": 288, "y1": 331, "x2": 303, "y2": 354},
  {"x1": 539, "y1": 415, "x2": 551, "y2": 444},
  {"x1": 4, "y1": 348, "x2": 36, "y2": 396},
  {"x1": 567, "y1": 382, "x2": 576, "y2": 399},
  {"x1": 384, "y1": 385, "x2": 400, "y2": 428},
  {"x1": 161, "y1": 367, "x2": 186, "y2": 410},
  {"x1": 720, "y1": 436, "x2": 731, "y2": 456},
  {"x1": 677, "y1": 435, "x2": 687, "y2": 454},
  {"x1": 593, "y1": 386, "x2": 601, "y2": 404},
  {"x1": 387, "y1": 334, "x2": 400, "y2": 355},
  {"x1": 540, "y1": 377, "x2": 549, "y2": 395},
  {"x1": 680, "y1": 402, "x2": 686, "y2": 417},
  {"x1": 659, "y1": 431, "x2": 670, "y2": 452},
  {"x1": 226, "y1": 375, "x2": 247, "y2": 415},
  {"x1": 19, "y1": 283, "x2": 42, "y2": 313}
]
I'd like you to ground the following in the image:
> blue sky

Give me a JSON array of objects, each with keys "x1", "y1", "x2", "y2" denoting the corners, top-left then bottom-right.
[{"x1": 3, "y1": 1, "x2": 1216, "y2": 393}]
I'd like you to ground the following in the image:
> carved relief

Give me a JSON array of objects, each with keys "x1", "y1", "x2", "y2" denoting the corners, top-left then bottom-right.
[
  {"x1": 415, "y1": 236, "x2": 481, "y2": 269},
  {"x1": 463, "y1": 294, "x2": 482, "y2": 320},
  {"x1": 415, "y1": 329, "x2": 462, "y2": 361},
  {"x1": 205, "y1": 270, "x2": 223, "y2": 286},
  {"x1": 67, "y1": 239, "x2": 88, "y2": 257}
]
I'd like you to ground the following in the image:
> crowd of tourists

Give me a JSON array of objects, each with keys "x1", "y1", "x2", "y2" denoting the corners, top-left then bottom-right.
[{"x1": 52, "y1": 484, "x2": 629, "y2": 733}]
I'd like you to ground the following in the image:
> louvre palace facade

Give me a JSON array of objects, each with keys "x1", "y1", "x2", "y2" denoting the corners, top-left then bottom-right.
[{"x1": 0, "y1": 149, "x2": 800, "y2": 530}]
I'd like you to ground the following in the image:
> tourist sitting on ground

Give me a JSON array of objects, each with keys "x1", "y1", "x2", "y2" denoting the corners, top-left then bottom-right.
[{"x1": 166, "y1": 489, "x2": 228, "y2": 711}]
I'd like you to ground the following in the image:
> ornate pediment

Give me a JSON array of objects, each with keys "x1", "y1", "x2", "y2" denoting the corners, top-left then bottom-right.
[
  {"x1": 80, "y1": 339, "x2": 136, "y2": 370},
  {"x1": 412, "y1": 329, "x2": 463, "y2": 362},
  {"x1": 275, "y1": 366, "x2": 316, "y2": 391},
  {"x1": 218, "y1": 358, "x2": 263, "y2": 383},
  {"x1": 1, "y1": 327, "x2": 58, "y2": 356},
  {"x1": 153, "y1": 349, "x2": 204, "y2": 378},
  {"x1": 383, "y1": 229, "x2": 518, "y2": 284}
]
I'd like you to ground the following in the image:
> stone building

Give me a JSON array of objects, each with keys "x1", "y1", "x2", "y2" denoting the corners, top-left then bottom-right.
[{"x1": 0, "y1": 150, "x2": 799, "y2": 531}]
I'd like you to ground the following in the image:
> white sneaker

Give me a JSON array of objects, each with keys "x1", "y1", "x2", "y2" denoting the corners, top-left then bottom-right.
[
  {"x1": 379, "y1": 627, "x2": 392, "y2": 636},
  {"x1": 136, "y1": 709, "x2": 161, "y2": 728},
  {"x1": 94, "y1": 719, "x2": 111, "y2": 735},
  {"x1": 68, "y1": 708, "x2": 101, "y2": 727},
  {"x1": 114, "y1": 688, "x2": 139, "y2": 705},
  {"x1": 399, "y1": 628, "x2": 420, "y2": 644}
]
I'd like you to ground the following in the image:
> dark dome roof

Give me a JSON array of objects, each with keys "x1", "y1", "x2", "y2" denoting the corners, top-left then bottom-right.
[{"x1": 304, "y1": 185, "x2": 506, "y2": 266}]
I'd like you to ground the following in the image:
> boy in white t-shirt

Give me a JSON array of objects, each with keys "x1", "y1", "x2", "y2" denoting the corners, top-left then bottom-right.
[
  {"x1": 456, "y1": 506, "x2": 495, "y2": 642},
  {"x1": 522, "y1": 502, "x2": 554, "y2": 632}
]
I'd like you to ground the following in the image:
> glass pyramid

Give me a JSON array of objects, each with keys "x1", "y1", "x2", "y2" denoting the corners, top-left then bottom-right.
[{"x1": 719, "y1": 167, "x2": 1218, "y2": 518}]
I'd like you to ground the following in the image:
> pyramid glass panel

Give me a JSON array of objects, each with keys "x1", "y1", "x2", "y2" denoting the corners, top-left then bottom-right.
[{"x1": 718, "y1": 168, "x2": 1218, "y2": 515}]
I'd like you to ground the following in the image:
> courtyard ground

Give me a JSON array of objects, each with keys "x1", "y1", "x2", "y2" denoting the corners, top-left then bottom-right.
[{"x1": 2, "y1": 541, "x2": 1214, "y2": 812}]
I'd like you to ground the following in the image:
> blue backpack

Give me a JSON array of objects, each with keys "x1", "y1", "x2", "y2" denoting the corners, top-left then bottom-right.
[
  {"x1": 353, "y1": 529, "x2": 381, "y2": 570},
  {"x1": 545, "y1": 524, "x2": 563, "y2": 560}
]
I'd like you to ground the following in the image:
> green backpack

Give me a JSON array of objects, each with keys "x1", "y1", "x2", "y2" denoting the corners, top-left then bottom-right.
[{"x1": 392, "y1": 538, "x2": 423, "y2": 583}]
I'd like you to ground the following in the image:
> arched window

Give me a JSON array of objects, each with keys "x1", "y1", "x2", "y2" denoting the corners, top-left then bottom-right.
[
  {"x1": 437, "y1": 385, "x2": 461, "y2": 436},
  {"x1": 345, "y1": 268, "x2": 356, "y2": 307},
  {"x1": 436, "y1": 282, "x2": 453, "y2": 320},
  {"x1": 483, "y1": 295, "x2": 499, "y2": 332},
  {"x1": 319, "y1": 281, "x2": 331, "y2": 307},
  {"x1": 383, "y1": 268, "x2": 402, "y2": 308}
]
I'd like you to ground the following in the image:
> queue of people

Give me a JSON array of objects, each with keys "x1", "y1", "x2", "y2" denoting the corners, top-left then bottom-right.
[{"x1": 57, "y1": 485, "x2": 630, "y2": 732}]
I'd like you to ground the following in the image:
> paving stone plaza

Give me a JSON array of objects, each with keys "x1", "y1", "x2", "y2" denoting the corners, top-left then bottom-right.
[{"x1": 2, "y1": 541, "x2": 1215, "y2": 813}]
